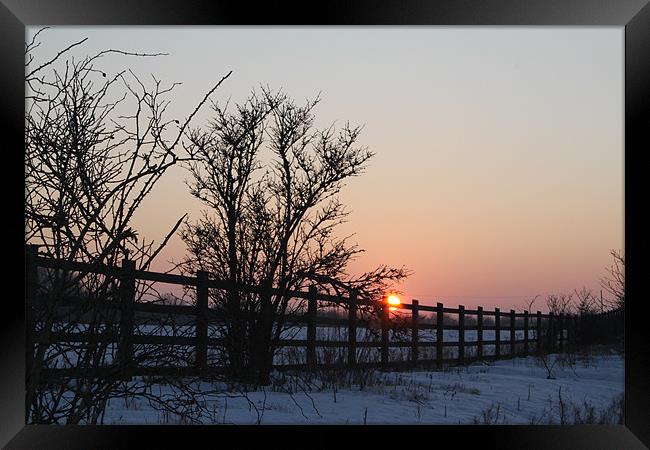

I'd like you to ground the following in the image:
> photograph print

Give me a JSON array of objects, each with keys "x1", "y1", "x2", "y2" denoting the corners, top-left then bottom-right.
[{"x1": 24, "y1": 26, "x2": 624, "y2": 425}]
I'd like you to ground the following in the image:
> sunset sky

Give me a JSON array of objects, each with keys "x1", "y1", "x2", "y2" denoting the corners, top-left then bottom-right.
[{"x1": 28, "y1": 27, "x2": 624, "y2": 311}]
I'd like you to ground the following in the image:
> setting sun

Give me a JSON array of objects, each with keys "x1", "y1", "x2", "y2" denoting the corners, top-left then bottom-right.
[{"x1": 387, "y1": 294, "x2": 401, "y2": 311}]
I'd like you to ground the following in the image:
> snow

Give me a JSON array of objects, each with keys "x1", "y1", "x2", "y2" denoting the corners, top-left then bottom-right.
[{"x1": 102, "y1": 350, "x2": 624, "y2": 425}]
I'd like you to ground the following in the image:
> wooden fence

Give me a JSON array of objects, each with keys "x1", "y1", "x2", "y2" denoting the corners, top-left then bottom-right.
[{"x1": 27, "y1": 245, "x2": 593, "y2": 381}]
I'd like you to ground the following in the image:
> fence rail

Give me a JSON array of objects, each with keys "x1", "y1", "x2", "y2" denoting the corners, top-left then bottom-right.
[{"x1": 26, "y1": 246, "x2": 621, "y2": 381}]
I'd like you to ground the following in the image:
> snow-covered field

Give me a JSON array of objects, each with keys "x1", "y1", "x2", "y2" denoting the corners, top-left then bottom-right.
[{"x1": 103, "y1": 349, "x2": 624, "y2": 425}]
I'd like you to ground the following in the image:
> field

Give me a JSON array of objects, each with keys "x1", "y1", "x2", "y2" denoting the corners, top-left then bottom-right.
[{"x1": 103, "y1": 346, "x2": 624, "y2": 425}]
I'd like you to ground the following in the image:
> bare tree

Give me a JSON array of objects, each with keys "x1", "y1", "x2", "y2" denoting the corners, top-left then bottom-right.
[
  {"x1": 25, "y1": 29, "x2": 231, "y2": 423},
  {"x1": 181, "y1": 89, "x2": 410, "y2": 384},
  {"x1": 573, "y1": 288, "x2": 597, "y2": 316},
  {"x1": 524, "y1": 294, "x2": 541, "y2": 313},
  {"x1": 545, "y1": 293, "x2": 574, "y2": 315},
  {"x1": 601, "y1": 249, "x2": 624, "y2": 310}
]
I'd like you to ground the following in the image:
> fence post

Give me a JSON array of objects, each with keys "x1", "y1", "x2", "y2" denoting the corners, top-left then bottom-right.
[
  {"x1": 436, "y1": 302, "x2": 444, "y2": 368},
  {"x1": 477, "y1": 306, "x2": 484, "y2": 359},
  {"x1": 119, "y1": 258, "x2": 136, "y2": 379},
  {"x1": 548, "y1": 312, "x2": 555, "y2": 352},
  {"x1": 458, "y1": 305, "x2": 465, "y2": 363},
  {"x1": 510, "y1": 309, "x2": 516, "y2": 356},
  {"x1": 411, "y1": 300, "x2": 419, "y2": 365},
  {"x1": 196, "y1": 270, "x2": 208, "y2": 374},
  {"x1": 494, "y1": 307, "x2": 501, "y2": 358},
  {"x1": 523, "y1": 310, "x2": 529, "y2": 356},
  {"x1": 25, "y1": 244, "x2": 39, "y2": 423},
  {"x1": 307, "y1": 286, "x2": 317, "y2": 371},
  {"x1": 536, "y1": 311, "x2": 542, "y2": 354},
  {"x1": 348, "y1": 290, "x2": 357, "y2": 368},
  {"x1": 559, "y1": 313, "x2": 565, "y2": 351},
  {"x1": 381, "y1": 301, "x2": 390, "y2": 369}
]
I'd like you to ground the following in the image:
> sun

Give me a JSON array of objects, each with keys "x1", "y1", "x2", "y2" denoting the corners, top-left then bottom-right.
[
  {"x1": 387, "y1": 294, "x2": 401, "y2": 311},
  {"x1": 387, "y1": 295, "x2": 401, "y2": 305}
]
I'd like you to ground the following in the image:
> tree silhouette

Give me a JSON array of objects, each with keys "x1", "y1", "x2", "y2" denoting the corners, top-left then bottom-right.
[
  {"x1": 601, "y1": 249, "x2": 624, "y2": 310},
  {"x1": 180, "y1": 89, "x2": 410, "y2": 384},
  {"x1": 25, "y1": 28, "x2": 231, "y2": 423}
]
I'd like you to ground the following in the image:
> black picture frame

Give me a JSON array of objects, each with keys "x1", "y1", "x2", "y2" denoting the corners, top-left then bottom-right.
[{"x1": 2, "y1": 1, "x2": 648, "y2": 448}]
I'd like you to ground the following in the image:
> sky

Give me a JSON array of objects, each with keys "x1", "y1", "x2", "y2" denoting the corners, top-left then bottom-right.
[{"x1": 27, "y1": 27, "x2": 624, "y2": 311}]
